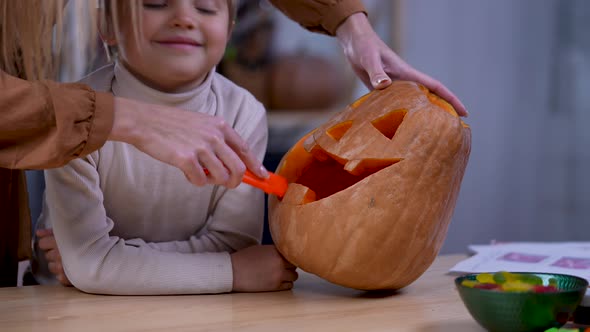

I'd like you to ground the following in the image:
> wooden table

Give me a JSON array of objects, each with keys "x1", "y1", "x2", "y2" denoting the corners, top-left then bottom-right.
[{"x1": 0, "y1": 255, "x2": 484, "y2": 332}]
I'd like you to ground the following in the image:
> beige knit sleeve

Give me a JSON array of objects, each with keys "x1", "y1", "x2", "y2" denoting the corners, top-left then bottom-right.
[{"x1": 41, "y1": 155, "x2": 234, "y2": 295}]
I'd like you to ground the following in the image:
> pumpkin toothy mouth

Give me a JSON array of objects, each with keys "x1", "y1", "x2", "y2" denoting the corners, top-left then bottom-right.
[{"x1": 294, "y1": 154, "x2": 400, "y2": 201}]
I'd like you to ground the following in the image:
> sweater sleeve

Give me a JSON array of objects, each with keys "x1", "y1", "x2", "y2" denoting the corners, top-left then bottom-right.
[
  {"x1": 269, "y1": 0, "x2": 367, "y2": 35},
  {"x1": 125, "y1": 103, "x2": 268, "y2": 255},
  {"x1": 41, "y1": 155, "x2": 234, "y2": 295},
  {"x1": 0, "y1": 70, "x2": 113, "y2": 169}
]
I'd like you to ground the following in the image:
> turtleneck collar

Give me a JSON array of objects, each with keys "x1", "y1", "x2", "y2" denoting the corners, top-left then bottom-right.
[{"x1": 111, "y1": 61, "x2": 217, "y2": 116}]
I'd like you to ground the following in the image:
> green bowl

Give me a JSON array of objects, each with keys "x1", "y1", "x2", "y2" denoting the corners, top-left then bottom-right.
[{"x1": 455, "y1": 272, "x2": 588, "y2": 332}]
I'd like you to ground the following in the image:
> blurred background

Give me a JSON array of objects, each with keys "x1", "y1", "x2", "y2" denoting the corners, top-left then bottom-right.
[{"x1": 27, "y1": 0, "x2": 590, "y2": 255}]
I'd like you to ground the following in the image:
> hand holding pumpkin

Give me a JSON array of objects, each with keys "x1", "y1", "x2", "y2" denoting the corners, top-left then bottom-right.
[
  {"x1": 336, "y1": 13, "x2": 468, "y2": 117},
  {"x1": 230, "y1": 245, "x2": 298, "y2": 292}
]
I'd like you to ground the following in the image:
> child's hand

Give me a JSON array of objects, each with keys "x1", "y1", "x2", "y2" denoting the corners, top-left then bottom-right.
[
  {"x1": 35, "y1": 229, "x2": 72, "y2": 286},
  {"x1": 230, "y1": 245, "x2": 298, "y2": 292}
]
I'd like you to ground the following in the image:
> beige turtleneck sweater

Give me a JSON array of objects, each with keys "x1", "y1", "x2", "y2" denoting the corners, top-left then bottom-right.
[{"x1": 38, "y1": 63, "x2": 268, "y2": 295}]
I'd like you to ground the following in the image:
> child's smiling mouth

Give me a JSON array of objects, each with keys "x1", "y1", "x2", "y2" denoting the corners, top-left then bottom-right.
[{"x1": 154, "y1": 36, "x2": 202, "y2": 51}]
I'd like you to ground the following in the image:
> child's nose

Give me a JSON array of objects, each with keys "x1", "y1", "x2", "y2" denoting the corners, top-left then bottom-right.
[
  {"x1": 170, "y1": 4, "x2": 196, "y2": 30},
  {"x1": 171, "y1": 15, "x2": 196, "y2": 30}
]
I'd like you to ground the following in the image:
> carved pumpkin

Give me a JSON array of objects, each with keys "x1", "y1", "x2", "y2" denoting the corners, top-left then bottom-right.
[{"x1": 268, "y1": 81, "x2": 471, "y2": 290}]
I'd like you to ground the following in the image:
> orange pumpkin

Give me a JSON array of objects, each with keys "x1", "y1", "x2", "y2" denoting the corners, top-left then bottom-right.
[{"x1": 268, "y1": 81, "x2": 471, "y2": 290}]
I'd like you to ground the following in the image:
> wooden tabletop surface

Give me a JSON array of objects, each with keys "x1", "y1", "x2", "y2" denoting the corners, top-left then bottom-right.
[{"x1": 0, "y1": 254, "x2": 484, "y2": 332}]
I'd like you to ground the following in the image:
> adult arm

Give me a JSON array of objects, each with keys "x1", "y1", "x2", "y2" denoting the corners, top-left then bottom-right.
[
  {"x1": 268, "y1": 0, "x2": 366, "y2": 36},
  {"x1": 268, "y1": 1, "x2": 468, "y2": 116},
  {"x1": 335, "y1": 13, "x2": 468, "y2": 116},
  {"x1": 0, "y1": 70, "x2": 112, "y2": 169},
  {"x1": 0, "y1": 70, "x2": 268, "y2": 183}
]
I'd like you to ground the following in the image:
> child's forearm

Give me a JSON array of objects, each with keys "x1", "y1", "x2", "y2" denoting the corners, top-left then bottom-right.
[{"x1": 43, "y1": 157, "x2": 236, "y2": 295}]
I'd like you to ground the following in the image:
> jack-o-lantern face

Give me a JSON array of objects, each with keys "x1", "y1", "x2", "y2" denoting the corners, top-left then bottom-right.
[{"x1": 268, "y1": 81, "x2": 471, "y2": 290}]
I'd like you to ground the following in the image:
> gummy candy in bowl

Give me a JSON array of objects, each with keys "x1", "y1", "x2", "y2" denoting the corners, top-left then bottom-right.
[{"x1": 455, "y1": 272, "x2": 588, "y2": 332}]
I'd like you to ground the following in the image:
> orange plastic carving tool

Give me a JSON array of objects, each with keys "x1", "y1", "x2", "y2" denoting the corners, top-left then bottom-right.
[
  {"x1": 204, "y1": 169, "x2": 288, "y2": 198},
  {"x1": 242, "y1": 170, "x2": 288, "y2": 198}
]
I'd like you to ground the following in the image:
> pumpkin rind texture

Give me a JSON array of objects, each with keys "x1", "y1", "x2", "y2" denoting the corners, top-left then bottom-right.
[{"x1": 268, "y1": 81, "x2": 471, "y2": 290}]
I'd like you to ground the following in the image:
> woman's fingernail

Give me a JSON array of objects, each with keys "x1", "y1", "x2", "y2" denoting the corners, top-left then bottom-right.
[{"x1": 374, "y1": 77, "x2": 391, "y2": 86}]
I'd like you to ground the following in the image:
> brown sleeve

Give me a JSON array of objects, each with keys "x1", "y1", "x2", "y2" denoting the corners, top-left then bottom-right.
[
  {"x1": 269, "y1": 0, "x2": 367, "y2": 36},
  {"x1": 0, "y1": 70, "x2": 114, "y2": 170}
]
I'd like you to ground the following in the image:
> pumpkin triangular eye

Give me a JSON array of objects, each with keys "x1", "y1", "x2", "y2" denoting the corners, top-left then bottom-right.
[
  {"x1": 326, "y1": 121, "x2": 353, "y2": 142},
  {"x1": 371, "y1": 109, "x2": 407, "y2": 139}
]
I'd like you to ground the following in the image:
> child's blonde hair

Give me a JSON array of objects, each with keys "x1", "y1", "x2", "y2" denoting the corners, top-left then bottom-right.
[
  {"x1": 0, "y1": 0, "x2": 237, "y2": 80},
  {"x1": 1, "y1": 0, "x2": 68, "y2": 80},
  {"x1": 0, "y1": 1, "x2": 130, "y2": 80}
]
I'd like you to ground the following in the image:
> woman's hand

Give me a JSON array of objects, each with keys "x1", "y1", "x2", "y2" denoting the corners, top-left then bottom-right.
[
  {"x1": 35, "y1": 229, "x2": 72, "y2": 286},
  {"x1": 231, "y1": 245, "x2": 299, "y2": 292},
  {"x1": 109, "y1": 97, "x2": 269, "y2": 189},
  {"x1": 336, "y1": 13, "x2": 468, "y2": 117}
]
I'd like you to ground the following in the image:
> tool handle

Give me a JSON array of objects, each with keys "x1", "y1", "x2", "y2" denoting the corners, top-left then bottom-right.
[
  {"x1": 242, "y1": 170, "x2": 288, "y2": 198},
  {"x1": 203, "y1": 168, "x2": 288, "y2": 197}
]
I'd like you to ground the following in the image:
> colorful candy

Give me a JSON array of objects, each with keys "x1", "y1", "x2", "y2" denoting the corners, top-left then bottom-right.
[{"x1": 461, "y1": 272, "x2": 559, "y2": 293}]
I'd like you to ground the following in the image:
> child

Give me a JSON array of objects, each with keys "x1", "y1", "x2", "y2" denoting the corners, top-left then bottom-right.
[{"x1": 34, "y1": 0, "x2": 297, "y2": 295}]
